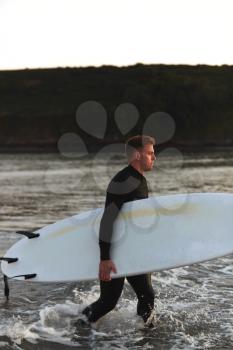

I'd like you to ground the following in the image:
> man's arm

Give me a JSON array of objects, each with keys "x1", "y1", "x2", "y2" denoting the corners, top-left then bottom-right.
[
  {"x1": 99, "y1": 200, "x2": 123, "y2": 260},
  {"x1": 99, "y1": 192, "x2": 125, "y2": 281}
]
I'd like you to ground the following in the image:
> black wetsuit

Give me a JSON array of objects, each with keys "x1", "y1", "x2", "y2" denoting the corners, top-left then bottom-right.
[{"x1": 83, "y1": 164, "x2": 155, "y2": 323}]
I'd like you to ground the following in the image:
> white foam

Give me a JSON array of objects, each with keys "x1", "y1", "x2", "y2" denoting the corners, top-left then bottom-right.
[{"x1": 0, "y1": 315, "x2": 39, "y2": 345}]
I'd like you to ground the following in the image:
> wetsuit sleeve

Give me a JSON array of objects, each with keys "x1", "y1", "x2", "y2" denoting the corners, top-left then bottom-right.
[{"x1": 99, "y1": 192, "x2": 125, "y2": 261}]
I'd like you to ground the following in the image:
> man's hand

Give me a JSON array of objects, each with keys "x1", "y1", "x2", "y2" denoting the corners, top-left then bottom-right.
[{"x1": 99, "y1": 260, "x2": 117, "y2": 281}]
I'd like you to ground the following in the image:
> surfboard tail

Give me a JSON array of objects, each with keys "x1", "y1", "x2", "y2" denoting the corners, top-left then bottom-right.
[
  {"x1": 1, "y1": 256, "x2": 37, "y2": 300},
  {"x1": 1, "y1": 273, "x2": 37, "y2": 300}
]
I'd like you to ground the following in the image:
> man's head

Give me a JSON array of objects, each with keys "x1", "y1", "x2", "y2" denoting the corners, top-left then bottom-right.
[{"x1": 125, "y1": 135, "x2": 156, "y2": 173}]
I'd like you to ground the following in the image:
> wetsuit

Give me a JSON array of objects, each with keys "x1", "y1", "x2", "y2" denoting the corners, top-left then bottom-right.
[{"x1": 82, "y1": 164, "x2": 155, "y2": 323}]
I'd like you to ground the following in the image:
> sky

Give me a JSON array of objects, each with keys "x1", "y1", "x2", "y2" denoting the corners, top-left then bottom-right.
[{"x1": 0, "y1": 0, "x2": 232, "y2": 70}]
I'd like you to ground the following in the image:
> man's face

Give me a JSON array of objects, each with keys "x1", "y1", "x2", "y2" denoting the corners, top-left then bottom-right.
[{"x1": 138, "y1": 144, "x2": 156, "y2": 172}]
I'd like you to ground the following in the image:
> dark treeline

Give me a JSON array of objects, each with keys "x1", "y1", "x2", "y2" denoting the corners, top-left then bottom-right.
[{"x1": 0, "y1": 64, "x2": 232, "y2": 152}]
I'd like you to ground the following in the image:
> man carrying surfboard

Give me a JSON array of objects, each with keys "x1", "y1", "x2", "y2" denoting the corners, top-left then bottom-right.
[{"x1": 82, "y1": 135, "x2": 156, "y2": 327}]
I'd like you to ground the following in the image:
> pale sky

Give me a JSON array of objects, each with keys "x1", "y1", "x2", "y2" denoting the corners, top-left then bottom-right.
[{"x1": 0, "y1": 0, "x2": 232, "y2": 70}]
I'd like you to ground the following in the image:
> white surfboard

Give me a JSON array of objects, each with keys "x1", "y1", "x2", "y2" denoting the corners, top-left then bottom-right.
[{"x1": 1, "y1": 193, "x2": 233, "y2": 282}]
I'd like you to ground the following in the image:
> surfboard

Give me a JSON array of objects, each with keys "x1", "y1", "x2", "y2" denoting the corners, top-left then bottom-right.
[{"x1": 1, "y1": 193, "x2": 233, "y2": 282}]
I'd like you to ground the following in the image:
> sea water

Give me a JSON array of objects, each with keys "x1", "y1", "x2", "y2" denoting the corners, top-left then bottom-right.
[{"x1": 0, "y1": 151, "x2": 233, "y2": 350}]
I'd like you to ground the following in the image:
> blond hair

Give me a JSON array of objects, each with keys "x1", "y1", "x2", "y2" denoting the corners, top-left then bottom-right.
[{"x1": 125, "y1": 135, "x2": 155, "y2": 158}]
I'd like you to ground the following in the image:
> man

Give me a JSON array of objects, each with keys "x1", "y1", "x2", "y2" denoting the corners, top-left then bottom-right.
[{"x1": 82, "y1": 135, "x2": 156, "y2": 326}]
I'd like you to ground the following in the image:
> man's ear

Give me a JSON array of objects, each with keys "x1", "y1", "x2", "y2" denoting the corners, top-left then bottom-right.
[{"x1": 135, "y1": 151, "x2": 140, "y2": 160}]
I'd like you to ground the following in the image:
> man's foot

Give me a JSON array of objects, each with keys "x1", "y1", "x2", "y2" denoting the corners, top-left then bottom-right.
[
  {"x1": 145, "y1": 310, "x2": 157, "y2": 328},
  {"x1": 74, "y1": 315, "x2": 90, "y2": 329},
  {"x1": 72, "y1": 315, "x2": 92, "y2": 342}
]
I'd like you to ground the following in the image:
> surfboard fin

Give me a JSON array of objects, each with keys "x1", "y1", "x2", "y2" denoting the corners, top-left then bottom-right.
[
  {"x1": 4, "y1": 275, "x2": 9, "y2": 301},
  {"x1": 2, "y1": 274, "x2": 37, "y2": 301},
  {"x1": 22, "y1": 273, "x2": 37, "y2": 280},
  {"x1": 0, "y1": 258, "x2": 18, "y2": 300},
  {"x1": 16, "y1": 231, "x2": 40, "y2": 239},
  {"x1": 0, "y1": 257, "x2": 18, "y2": 264},
  {"x1": 6, "y1": 273, "x2": 37, "y2": 280}
]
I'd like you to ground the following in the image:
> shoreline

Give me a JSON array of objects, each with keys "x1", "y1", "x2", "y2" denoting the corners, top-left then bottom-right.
[{"x1": 0, "y1": 144, "x2": 232, "y2": 154}]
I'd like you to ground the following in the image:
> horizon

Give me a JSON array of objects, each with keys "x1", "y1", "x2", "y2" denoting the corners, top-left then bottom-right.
[{"x1": 0, "y1": 62, "x2": 232, "y2": 73}]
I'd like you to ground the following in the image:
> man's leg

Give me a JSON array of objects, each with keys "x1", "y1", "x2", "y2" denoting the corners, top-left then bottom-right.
[
  {"x1": 82, "y1": 277, "x2": 125, "y2": 323},
  {"x1": 127, "y1": 274, "x2": 155, "y2": 323}
]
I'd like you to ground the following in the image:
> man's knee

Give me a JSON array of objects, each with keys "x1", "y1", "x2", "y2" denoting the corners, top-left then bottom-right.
[
  {"x1": 147, "y1": 288, "x2": 155, "y2": 303},
  {"x1": 139, "y1": 288, "x2": 155, "y2": 304},
  {"x1": 82, "y1": 295, "x2": 118, "y2": 320},
  {"x1": 100, "y1": 296, "x2": 119, "y2": 313}
]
